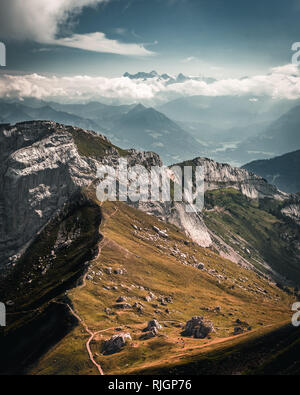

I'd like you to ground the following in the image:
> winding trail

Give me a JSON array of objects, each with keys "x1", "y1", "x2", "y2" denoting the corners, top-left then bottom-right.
[{"x1": 61, "y1": 205, "x2": 120, "y2": 375}]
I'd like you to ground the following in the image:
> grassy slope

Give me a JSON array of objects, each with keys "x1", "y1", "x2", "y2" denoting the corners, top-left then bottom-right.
[
  {"x1": 29, "y1": 200, "x2": 294, "y2": 375},
  {"x1": 204, "y1": 188, "x2": 300, "y2": 285},
  {"x1": 68, "y1": 128, "x2": 128, "y2": 159}
]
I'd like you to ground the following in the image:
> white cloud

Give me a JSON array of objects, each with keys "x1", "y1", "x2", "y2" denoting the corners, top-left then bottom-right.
[
  {"x1": 52, "y1": 32, "x2": 154, "y2": 56},
  {"x1": 270, "y1": 64, "x2": 299, "y2": 76},
  {"x1": 182, "y1": 56, "x2": 198, "y2": 63},
  {"x1": 1, "y1": 64, "x2": 300, "y2": 104},
  {"x1": 0, "y1": 0, "x2": 154, "y2": 56}
]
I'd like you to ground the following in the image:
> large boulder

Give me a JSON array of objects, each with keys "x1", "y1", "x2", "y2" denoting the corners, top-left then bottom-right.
[
  {"x1": 182, "y1": 316, "x2": 215, "y2": 339},
  {"x1": 144, "y1": 319, "x2": 162, "y2": 332},
  {"x1": 102, "y1": 333, "x2": 132, "y2": 355},
  {"x1": 233, "y1": 327, "x2": 244, "y2": 335},
  {"x1": 140, "y1": 327, "x2": 159, "y2": 340}
]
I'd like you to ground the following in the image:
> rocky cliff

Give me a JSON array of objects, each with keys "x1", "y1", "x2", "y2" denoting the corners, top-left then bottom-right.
[
  {"x1": 0, "y1": 121, "x2": 296, "y2": 272},
  {"x1": 0, "y1": 121, "x2": 164, "y2": 269},
  {"x1": 177, "y1": 157, "x2": 288, "y2": 200}
]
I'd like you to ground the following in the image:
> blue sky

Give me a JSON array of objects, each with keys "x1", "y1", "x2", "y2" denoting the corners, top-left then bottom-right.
[
  {"x1": 1, "y1": 0, "x2": 300, "y2": 78},
  {"x1": 0, "y1": 0, "x2": 300, "y2": 104}
]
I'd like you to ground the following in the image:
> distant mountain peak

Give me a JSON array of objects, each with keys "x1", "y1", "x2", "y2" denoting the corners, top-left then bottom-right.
[{"x1": 123, "y1": 71, "x2": 216, "y2": 85}]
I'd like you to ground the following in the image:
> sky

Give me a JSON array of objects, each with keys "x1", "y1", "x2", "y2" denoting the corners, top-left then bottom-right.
[{"x1": 0, "y1": 0, "x2": 300, "y2": 103}]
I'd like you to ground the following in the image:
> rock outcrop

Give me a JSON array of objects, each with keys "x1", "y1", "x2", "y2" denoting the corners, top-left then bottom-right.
[
  {"x1": 182, "y1": 316, "x2": 215, "y2": 339},
  {"x1": 0, "y1": 121, "x2": 163, "y2": 270},
  {"x1": 178, "y1": 157, "x2": 288, "y2": 201},
  {"x1": 0, "y1": 122, "x2": 97, "y2": 268},
  {"x1": 144, "y1": 319, "x2": 162, "y2": 332},
  {"x1": 102, "y1": 333, "x2": 132, "y2": 355}
]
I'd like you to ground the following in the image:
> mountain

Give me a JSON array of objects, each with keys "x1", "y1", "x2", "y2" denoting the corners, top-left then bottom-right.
[
  {"x1": 0, "y1": 99, "x2": 205, "y2": 163},
  {"x1": 243, "y1": 150, "x2": 300, "y2": 193},
  {"x1": 49, "y1": 100, "x2": 208, "y2": 163},
  {"x1": 158, "y1": 97, "x2": 300, "y2": 166},
  {"x1": 240, "y1": 105, "x2": 300, "y2": 160},
  {"x1": 0, "y1": 121, "x2": 298, "y2": 375},
  {"x1": 158, "y1": 95, "x2": 299, "y2": 126},
  {"x1": 123, "y1": 71, "x2": 216, "y2": 85},
  {"x1": 107, "y1": 104, "x2": 206, "y2": 164},
  {"x1": 47, "y1": 101, "x2": 135, "y2": 130},
  {"x1": 124, "y1": 70, "x2": 162, "y2": 80},
  {"x1": 0, "y1": 101, "x2": 103, "y2": 132}
]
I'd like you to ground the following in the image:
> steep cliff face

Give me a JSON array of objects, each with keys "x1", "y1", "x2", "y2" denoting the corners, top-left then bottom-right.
[
  {"x1": 281, "y1": 195, "x2": 300, "y2": 225},
  {"x1": 0, "y1": 122, "x2": 99, "y2": 268},
  {"x1": 131, "y1": 157, "x2": 289, "y2": 248},
  {"x1": 0, "y1": 121, "x2": 164, "y2": 269},
  {"x1": 178, "y1": 157, "x2": 288, "y2": 200},
  {"x1": 0, "y1": 121, "x2": 297, "y2": 273}
]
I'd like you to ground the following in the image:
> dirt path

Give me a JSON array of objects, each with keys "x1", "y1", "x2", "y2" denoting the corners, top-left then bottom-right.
[{"x1": 61, "y1": 205, "x2": 120, "y2": 375}]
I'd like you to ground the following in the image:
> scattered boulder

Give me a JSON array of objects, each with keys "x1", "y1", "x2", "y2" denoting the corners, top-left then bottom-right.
[
  {"x1": 116, "y1": 296, "x2": 126, "y2": 303},
  {"x1": 234, "y1": 327, "x2": 244, "y2": 335},
  {"x1": 104, "y1": 307, "x2": 112, "y2": 315},
  {"x1": 102, "y1": 333, "x2": 132, "y2": 355},
  {"x1": 115, "y1": 303, "x2": 132, "y2": 309},
  {"x1": 182, "y1": 316, "x2": 215, "y2": 339},
  {"x1": 140, "y1": 327, "x2": 158, "y2": 340},
  {"x1": 152, "y1": 226, "x2": 168, "y2": 238},
  {"x1": 114, "y1": 268, "x2": 126, "y2": 275},
  {"x1": 197, "y1": 263, "x2": 205, "y2": 270},
  {"x1": 235, "y1": 319, "x2": 250, "y2": 327},
  {"x1": 133, "y1": 302, "x2": 144, "y2": 313},
  {"x1": 144, "y1": 319, "x2": 162, "y2": 332},
  {"x1": 144, "y1": 292, "x2": 155, "y2": 302}
]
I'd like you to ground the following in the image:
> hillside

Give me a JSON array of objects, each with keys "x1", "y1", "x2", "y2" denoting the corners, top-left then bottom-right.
[
  {"x1": 0, "y1": 101, "x2": 103, "y2": 133},
  {"x1": 0, "y1": 121, "x2": 299, "y2": 375},
  {"x1": 0, "y1": 198, "x2": 294, "y2": 375},
  {"x1": 243, "y1": 150, "x2": 300, "y2": 193},
  {"x1": 232, "y1": 104, "x2": 300, "y2": 164},
  {"x1": 107, "y1": 104, "x2": 205, "y2": 164}
]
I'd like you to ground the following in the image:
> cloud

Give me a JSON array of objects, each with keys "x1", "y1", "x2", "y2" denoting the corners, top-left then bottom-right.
[
  {"x1": 182, "y1": 56, "x2": 198, "y2": 63},
  {"x1": 0, "y1": 0, "x2": 154, "y2": 56},
  {"x1": 52, "y1": 32, "x2": 154, "y2": 56},
  {"x1": 0, "y1": 73, "x2": 163, "y2": 102},
  {"x1": 270, "y1": 64, "x2": 299, "y2": 75},
  {"x1": 1, "y1": 64, "x2": 300, "y2": 104}
]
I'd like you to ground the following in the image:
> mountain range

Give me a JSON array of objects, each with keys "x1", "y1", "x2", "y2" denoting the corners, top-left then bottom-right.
[
  {"x1": 0, "y1": 99, "x2": 205, "y2": 165},
  {"x1": 123, "y1": 70, "x2": 216, "y2": 85},
  {"x1": 1, "y1": 92, "x2": 300, "y2": 168}
]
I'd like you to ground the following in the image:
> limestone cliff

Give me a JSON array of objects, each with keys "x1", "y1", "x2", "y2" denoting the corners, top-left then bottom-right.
[{"x1": 0, "y1": 121, "x2": 296, "y2": 272}]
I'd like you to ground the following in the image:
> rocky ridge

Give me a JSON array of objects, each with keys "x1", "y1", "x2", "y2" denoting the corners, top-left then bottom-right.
[{"x1": 0, "y1": 121, "x2": 296, "y2": 272}]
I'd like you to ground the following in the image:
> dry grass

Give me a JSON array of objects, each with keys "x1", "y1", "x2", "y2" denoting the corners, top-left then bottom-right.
[{"x1": 30, "y1": 200, "x2": 294, "y2": 375}]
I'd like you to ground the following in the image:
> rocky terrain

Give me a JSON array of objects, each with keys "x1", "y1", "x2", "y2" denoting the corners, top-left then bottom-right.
[{"x1": 0, "y1": 120, "x2": 299, "y2": 375}]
